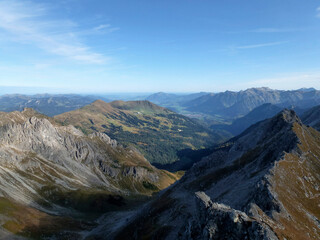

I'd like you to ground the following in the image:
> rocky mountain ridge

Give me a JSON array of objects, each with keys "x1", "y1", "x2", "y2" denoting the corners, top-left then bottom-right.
[
  {"x1": 110, "y1": 109, "x2": 320, "y2": 240},
  {"x1": 0, "y1": 108, "x2": 180, "y2": 212}
]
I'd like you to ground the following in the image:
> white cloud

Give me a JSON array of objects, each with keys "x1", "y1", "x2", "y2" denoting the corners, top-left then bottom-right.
[
  {"x1": 236, "y1": 41, "x2": 287, "y2": 49},
  {"x1": 317, "y1": 7, "x2": 320, "y2": 18},
  {"x1": 94, "y1": 24, "x2": 111, "y2": 31},
  {"x1": 0, "y1": 0, "x2": 112, "y2": 64}
]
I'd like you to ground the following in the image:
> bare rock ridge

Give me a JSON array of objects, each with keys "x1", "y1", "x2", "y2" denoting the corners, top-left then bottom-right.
[
  {"x1": 113, "y1": 109, "x2": 320, "y2": 240},
  {"x1": 89, "y1": 131, "x2": 118, "y2": 147},
  {"x1": 0, "y1": 109, "x2": 178, "y2": 214},
  {"x1": 194, "y1": 191, "x2": 278, "y2": 240}
]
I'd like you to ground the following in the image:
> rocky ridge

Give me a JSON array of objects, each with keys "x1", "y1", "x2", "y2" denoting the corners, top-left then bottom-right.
[
  {"x1": 111, "y1": 109, "x2": 320, "y2": 240},
  {"x1": 0, "y1": 109, "x2": 179, "y2": 213}
]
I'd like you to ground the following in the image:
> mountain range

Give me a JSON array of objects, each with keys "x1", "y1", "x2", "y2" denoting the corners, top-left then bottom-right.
[
  {"x1": 0, "y1": 94, "x2": 110, "y2": 117},
  {"x1": 144, "y1": 88, "x2": 320, "y2": 122},
  {"x1": 1, "y1": 87, "x2": 319, "y2": 122},
  {"x1": 183, "y1": 87, "x2": 320, "y2": 119}
]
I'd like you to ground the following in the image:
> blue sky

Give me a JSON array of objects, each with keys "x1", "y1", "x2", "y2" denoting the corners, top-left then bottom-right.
[{"x1": 0, "y1": 0, "x2": 319, "y2": 93}]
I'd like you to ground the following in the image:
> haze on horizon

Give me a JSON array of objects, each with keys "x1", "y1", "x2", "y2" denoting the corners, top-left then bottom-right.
[{"x1": 0, "y1": 0, "x2": 319, "y2": 93}]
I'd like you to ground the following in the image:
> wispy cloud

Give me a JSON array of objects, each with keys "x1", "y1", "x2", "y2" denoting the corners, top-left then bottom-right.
[
  {"x1": 236, "y1": 41, "x2": 287, "y2": 50},
  {"x1": 250, "y1": 28, "x2": 299, "y2": 33},
  {"x1": 317, "y1": 7, "x2": 320, "y2": 18},
  {"x1": 0, "y1": 0, "x2": 114, "y2": 64},
  {"x1": 93, "y1": 24, "x2": 119, "y2": 33}
]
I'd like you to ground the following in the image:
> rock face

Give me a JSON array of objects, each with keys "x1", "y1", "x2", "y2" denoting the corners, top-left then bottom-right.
[
  {"x1": 193, "y1": 192, "x2": 278, "y2": 240},
  {"x1": 113, "y1": 109, "x2": 320, "y2": 240},
  {"x1": 0, "y1": 109, "x2": 179, "y2": 213}
]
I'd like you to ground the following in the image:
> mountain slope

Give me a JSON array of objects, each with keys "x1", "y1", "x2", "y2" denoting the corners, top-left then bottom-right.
[
  {"x1": 213, "y1": 103, "x2": 282, "y2": 135},
  {"x1": 302, "y1": 105, "x2": 320, "y2": 130},
  {"x1": 55, "y1": 100, "x2": 227, "y2": 165},
  {"x1": 184, "y1": 87, "x2": 320, "y2": 119},
  {"x1": 0, "y1": 109, "x2": 181, "y2": 238},
  {"x1": 110, "y1": 110, "x2": 320, "y2": 240},
  {"x1": 0, "y1": 94, "x2": 110, "y2": 116}
]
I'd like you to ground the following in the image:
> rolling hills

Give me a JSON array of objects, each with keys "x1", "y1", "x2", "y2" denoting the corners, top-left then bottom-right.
[{"x1": 55, "y1": 100, "x2": 229, "y2": 166}]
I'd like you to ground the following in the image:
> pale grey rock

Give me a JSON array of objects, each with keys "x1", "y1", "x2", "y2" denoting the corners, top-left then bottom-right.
[
  {"x1": 89, "y1": 132, "x2": 118, "y2": 147},
  {"x1": 0, "y1": 113, "x2": 164, "y2": 214}
]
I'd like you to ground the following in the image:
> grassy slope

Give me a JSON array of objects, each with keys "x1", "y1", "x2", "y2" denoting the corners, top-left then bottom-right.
[
  {"x1": 55, "y1": 100, "x2": 226, "y2": 165},
  {"x1": 268, "y1": 123, "x2": 320, "y2": 239}
]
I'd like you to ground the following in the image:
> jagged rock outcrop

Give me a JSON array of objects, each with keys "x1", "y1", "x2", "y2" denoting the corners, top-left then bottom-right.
[
  {"x1": 0, "y1": 109, "x2": 179, "y2": 214},
  {"x1": 190, "y1": 192, "x2": 278, "y2": 240},
  {"x1": 112, "y1": 109, "x2": 320, "y2": 240},
  {"x1": 89, "y1": 132, "x2": 118, "y2": 147}
]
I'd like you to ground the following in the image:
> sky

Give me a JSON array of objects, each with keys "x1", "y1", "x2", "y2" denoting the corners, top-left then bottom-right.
[{"x1": 0, "y1": 0, "x2": 319, "y2": 93}]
